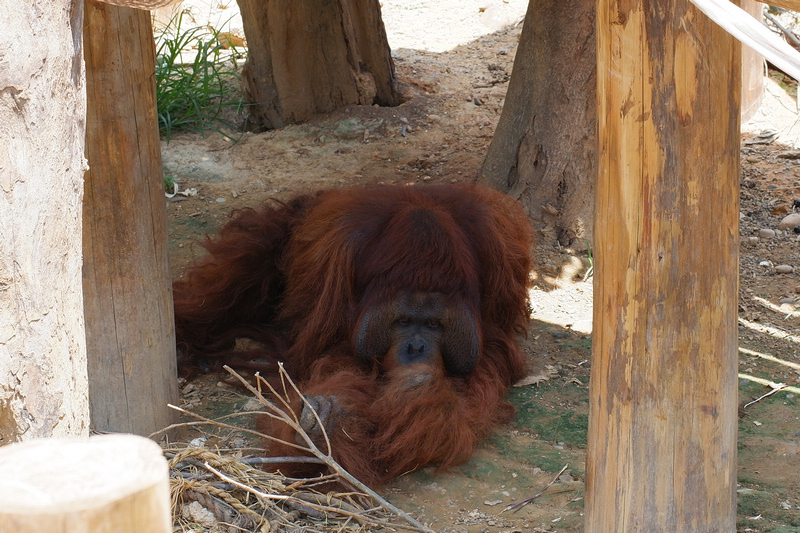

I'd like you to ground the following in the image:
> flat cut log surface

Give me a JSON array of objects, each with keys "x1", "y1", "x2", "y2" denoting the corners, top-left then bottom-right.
[{"x1": 0, "y1": 434, "x2": 171, "y2": 532}]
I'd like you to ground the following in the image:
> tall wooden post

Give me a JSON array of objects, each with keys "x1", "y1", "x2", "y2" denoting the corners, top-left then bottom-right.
[
  {"x1": 586, "y1": 1, "x2": 739, "y2": 531},
  {"x1": 83, "y1": 0, "x2": 178, "y2": 435}
]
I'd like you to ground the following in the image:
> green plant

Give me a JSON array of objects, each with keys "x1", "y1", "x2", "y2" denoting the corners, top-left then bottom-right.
[
  {"x1": 154, "y1": 11, "x2": 245, "y2": 140},
  {"x1": 163, "y1": 174, "x2": 176, "y2": 192}
]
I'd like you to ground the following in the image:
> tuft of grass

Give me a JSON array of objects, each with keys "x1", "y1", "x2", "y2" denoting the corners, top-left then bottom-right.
[
  {"x1": 163, "y1": 174, "x2": 175, "y2": 192},
  {"x1": 154, "y1": 11, "x2": 246, "y2": 140}
]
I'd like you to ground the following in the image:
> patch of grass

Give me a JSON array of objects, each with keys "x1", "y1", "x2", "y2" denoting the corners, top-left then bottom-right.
[
  {"x1": 737, "y1": 486, "x2": 800, "y2": 531},
  {"x1": 458, "y1": 455, "x2": 503, "y2": 480},
  {"x1": 163, "y1": 174, "x2": 176, "y2": 192},
  {"x1": 154, "y1": 11, "x2": 246, "y2": 140},
  {"x1": 509, "y1": 384, "x2": 589, "y2": 448},
  {"x1": 488, "y1": 433, "x2": 585, "y2": 478}
]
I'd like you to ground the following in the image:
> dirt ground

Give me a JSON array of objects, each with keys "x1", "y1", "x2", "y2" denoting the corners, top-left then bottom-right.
[{"x1": 163, "y1": 2, "x2": 800, "y2": 532}]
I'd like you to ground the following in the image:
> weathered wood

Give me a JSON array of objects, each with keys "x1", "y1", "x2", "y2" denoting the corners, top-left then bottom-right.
[
  {"x1": 480, "y1": 0, "x2": 596, "y2": 249},
  {"x1": 0, "y1": 0, "x2": 89, "y2": 441},
  {"x1": 0, "y1": 434, "x2": 171, "y2": 532},
  {"x1": 742, "y1": 1, "x2": 764, "y2": 121},
  {"x1": 766, "y1": 0, "x2": 800, "y2": 11},
  {"x1": 236, "y1": 0, "x2": 402, "y2": 129},
  {"x1": 83, "y1": 0, "x2": 178, "y2": 435},
  {"x1": 586, "y1": 0, "x2": 739, "y2": 531}
]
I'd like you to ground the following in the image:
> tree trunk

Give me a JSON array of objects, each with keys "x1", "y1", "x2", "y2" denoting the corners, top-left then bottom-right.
[
  {"x1": 0, "y1": 0, "x2": 89, "y2": 441},
  {"x1": 83, "y1": 0, "x2": 179, "y2": 436},
  {"x1": 585, "y1": 0, "x2": 740, "y2": 531},
  {"x1": 480, "y1": 0, "x2": 596, "y2": 250},
  {"x1": 236, "y1": 0, "x2": 402, "y2": 129}
]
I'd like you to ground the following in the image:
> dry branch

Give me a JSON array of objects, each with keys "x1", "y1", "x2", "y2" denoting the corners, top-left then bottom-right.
[{"x1": 163, "y1": 365, "x2": 434, "y2": 533}]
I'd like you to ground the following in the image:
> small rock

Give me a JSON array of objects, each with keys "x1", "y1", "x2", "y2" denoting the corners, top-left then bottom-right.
[
  {"x1": 189, "y1": 436, "x2": 207, "y2": 448},
  {"x1": 480, "y1": 5, "x2": 515, "y2": 31},
  {"x1": 775, "y1": 264, "x2": 794, "y2": 274},
  {"x1": 747, "y1": 236, "x2": 759, "y2": 244},
  {"x1": 745, "y1": 156, "x2": 760, "y2": 163},
  {"x1": 498, "y1": 48, "x2": 508, "y2": 55},
  {"x1": 484, "y1": 500, "x2": 503, "y2": 506},
  {"x1": 216, "y1": 197, "x2": 226, "y2": 203},
  {"x1": 182, "y1": 501, "x2": 217, "y2": 529},
  {"x1": 744, "y1": 128, "x2": 779, "y2": 145},
  {"x1": 777, "y1": 150, "x2": 800, "y2": 159},
  {"x1": 758, "y1": 228, "x2": 776, "y2": 238},
  {"x1": 778, "y1": 213, "x2": 800, "y2": 229}
]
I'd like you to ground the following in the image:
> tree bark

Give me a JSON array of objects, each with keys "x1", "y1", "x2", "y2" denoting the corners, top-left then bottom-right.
[
  {"x1": 0, "y1": 0, "x2": 89, "y2": 441},
  {"x1": 585, "y1": 1, "x2": 740, "y2": 531},
  {"x1": 236, "y1": 0, "x2": 402, "y2": 129},
  {"x1": 480, "y1": 0, "x2": 596, "y2": 250},
  {"x1": 83, "y1": 0, "x2": 178, "y2": 436}
]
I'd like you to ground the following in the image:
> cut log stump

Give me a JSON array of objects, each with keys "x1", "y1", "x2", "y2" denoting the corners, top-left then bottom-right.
[{"x1": 0, "y1": 434, "x2": 171, "y2": 532}]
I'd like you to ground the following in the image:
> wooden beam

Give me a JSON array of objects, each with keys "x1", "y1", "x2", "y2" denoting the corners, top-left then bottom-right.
[
  {"x1": 767, "y1": 0, "x2": 800, "y2": 11},
  {"x1": 691, "y1": 0, "x2": 800, "y2": 80},
  {"x1": 586, "y1": 0, "x2": 739, "y2": 531}
]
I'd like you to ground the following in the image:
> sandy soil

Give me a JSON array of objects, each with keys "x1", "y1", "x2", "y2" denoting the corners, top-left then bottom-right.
[{"x1": 161, "y1": 3, "x2": 800, "y2": 532}]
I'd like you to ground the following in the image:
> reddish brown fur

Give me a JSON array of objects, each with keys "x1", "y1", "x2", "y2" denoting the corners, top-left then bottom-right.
[{"x1": 173, "y1": 183, "x2": 532, "y2": 486}]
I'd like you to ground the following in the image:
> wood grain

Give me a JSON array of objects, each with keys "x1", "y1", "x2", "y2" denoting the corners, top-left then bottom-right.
[
  {"x1": 82, "y1": 0, "x2": 178, "y2": 436},
  {"x1": 586, "y1": 0, "x2": 740, "y2": 530}
]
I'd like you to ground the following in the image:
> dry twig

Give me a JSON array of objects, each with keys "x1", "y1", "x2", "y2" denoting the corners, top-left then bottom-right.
[
  {"x1": 503, "y1": 464, "x2": 571, "y2": 513},
  {"x1": 162, "y1": 365, "x2": 434, "y2": 533}
]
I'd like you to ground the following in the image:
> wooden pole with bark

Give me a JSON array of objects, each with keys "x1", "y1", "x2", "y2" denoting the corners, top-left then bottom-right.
[
  {"x1": 585, "y1": 0, "x2": 739, "y2": 531},
  {"x1": 236, "y1": 0, "x2": 402, "y2": 129},
  {"x1": 82, "y1": 0, "x2": 178, "y2": 435}
]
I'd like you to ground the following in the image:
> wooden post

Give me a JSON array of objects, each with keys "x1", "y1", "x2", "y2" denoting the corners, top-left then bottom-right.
[
  {"x1": 82, "y1": 0, "x2": 178, "y2": 435},
  {"x1": 741, "y1": 0, "x2": 764, "y2": 121},
  {"x1": 586, "y1": 1, "x2": 739, "y2": 531},
  {"x1": 0, "y1": 434, "x2": 171, "y2": 532}
]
